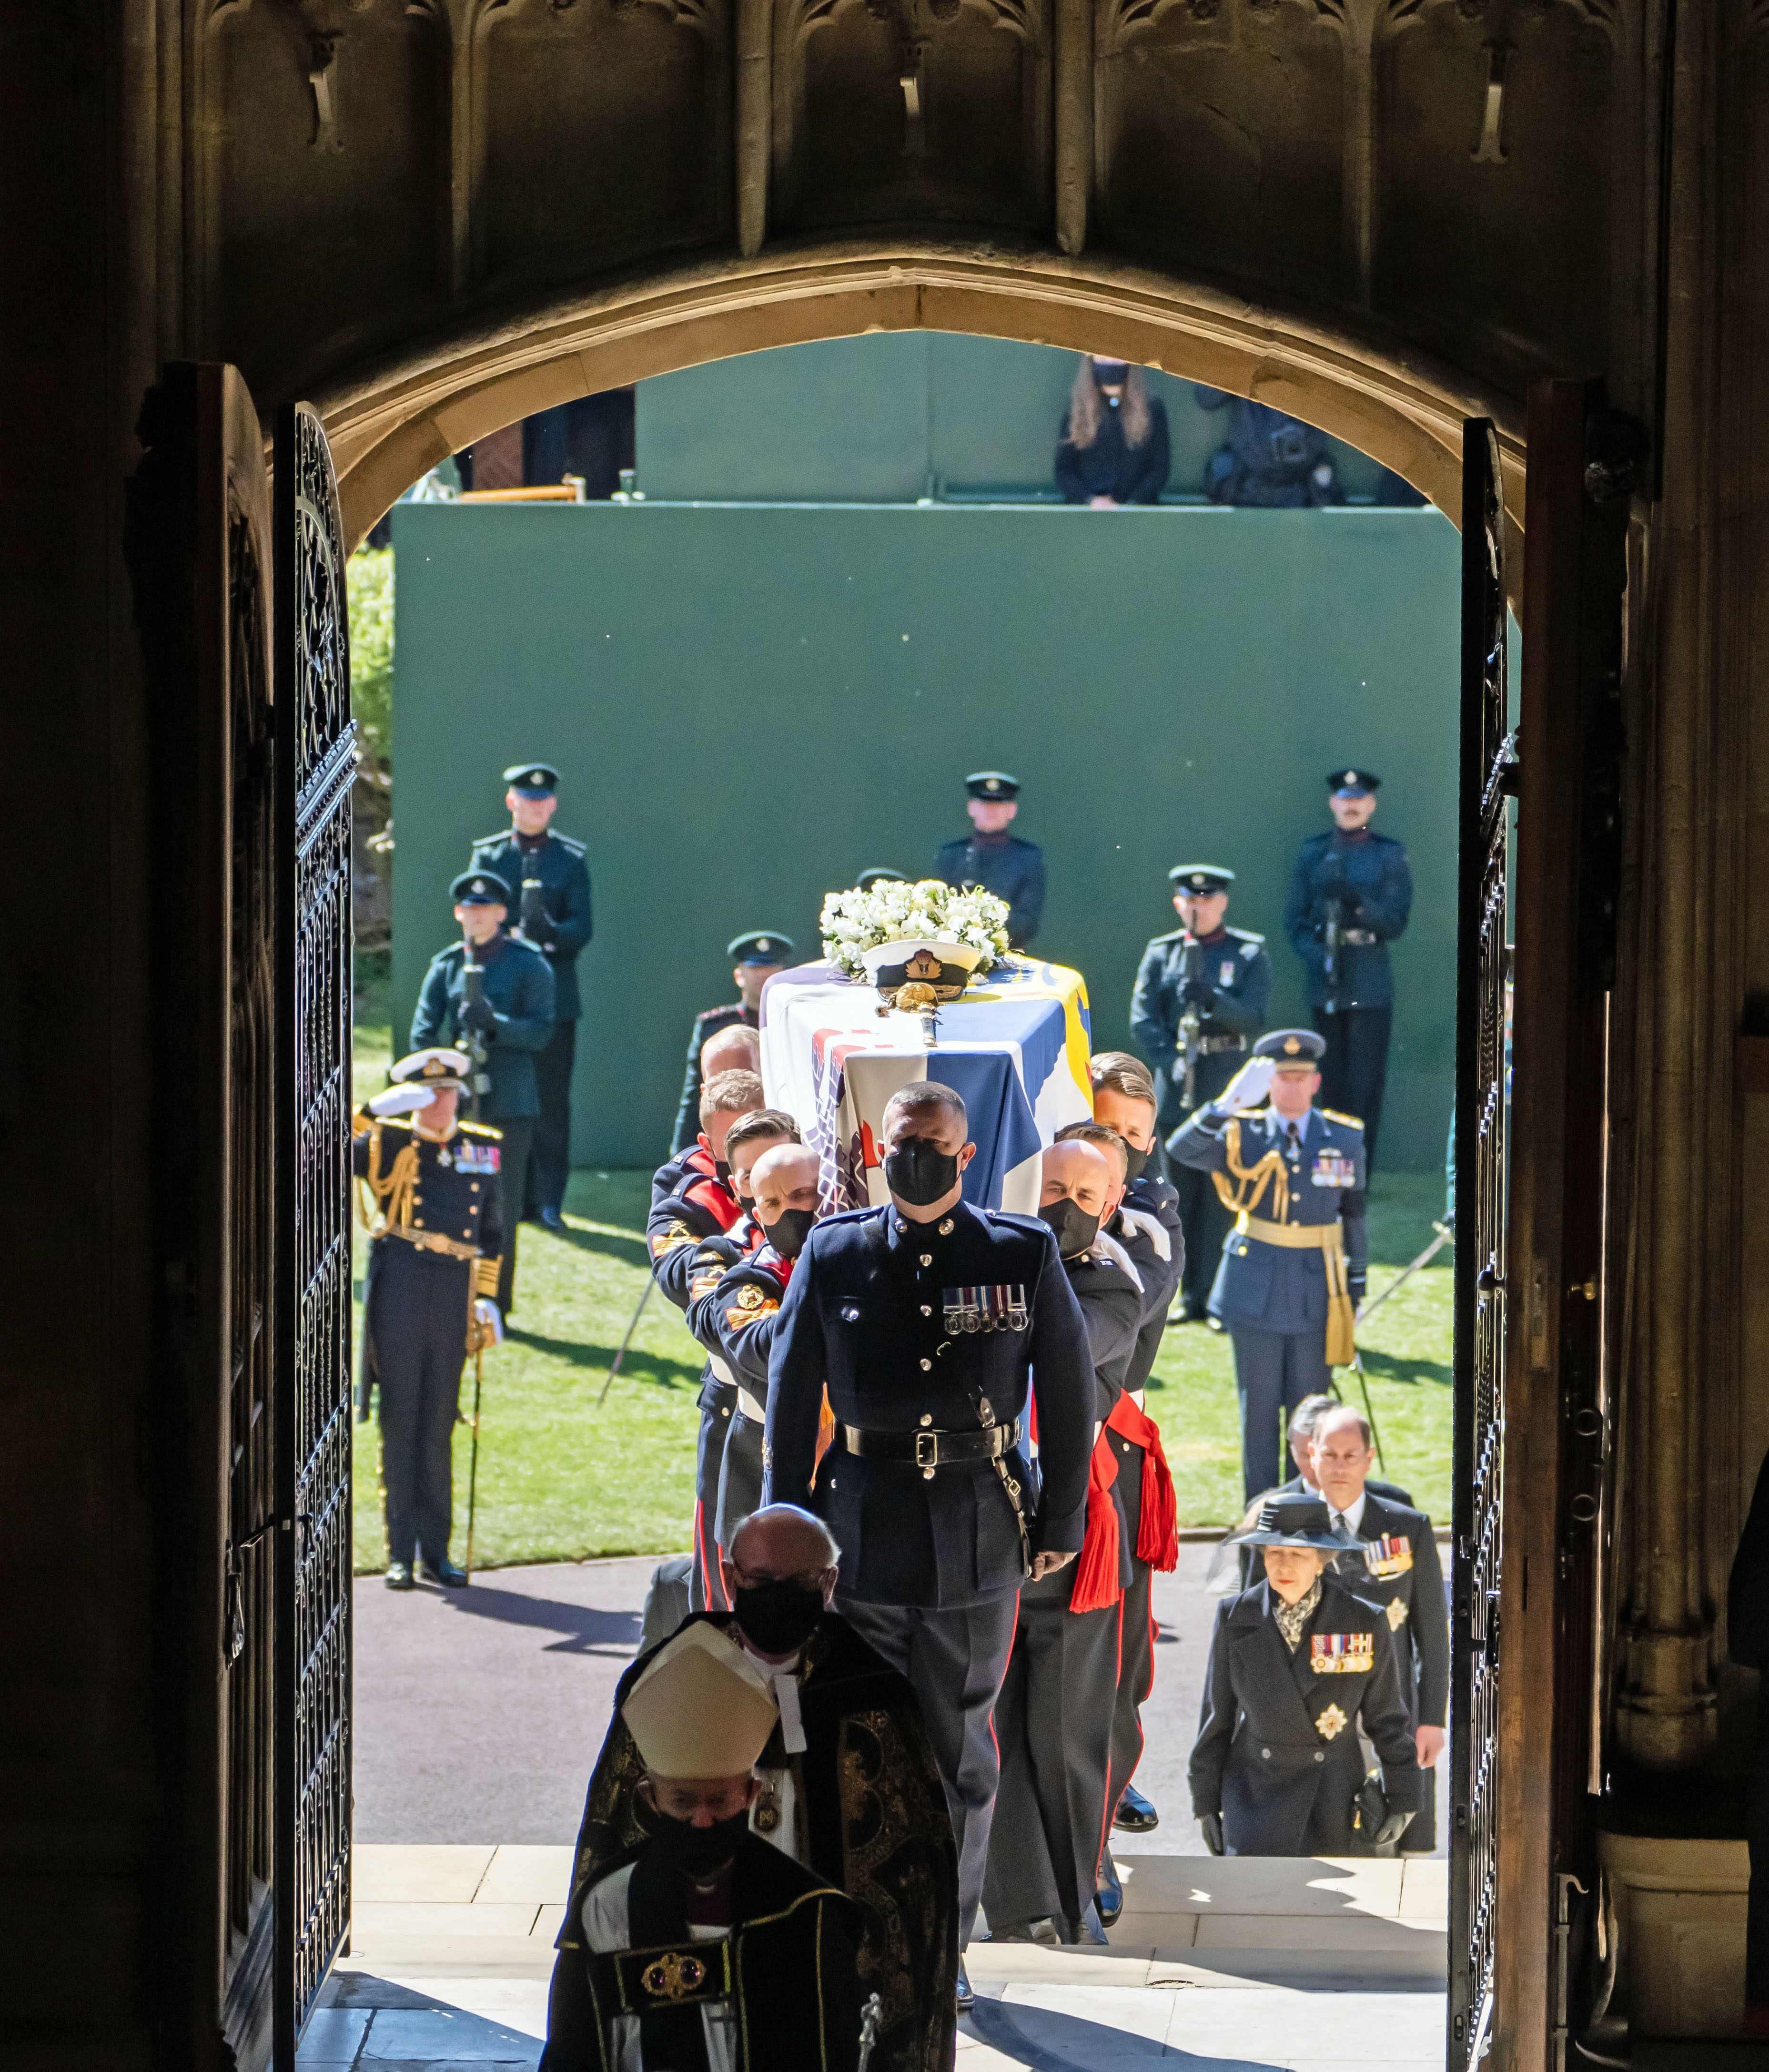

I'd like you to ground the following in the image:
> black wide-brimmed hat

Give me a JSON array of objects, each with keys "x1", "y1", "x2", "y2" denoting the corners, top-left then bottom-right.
[{"x1": 1235, "y1": 1494, "x2": 1360, "y2": 1553}]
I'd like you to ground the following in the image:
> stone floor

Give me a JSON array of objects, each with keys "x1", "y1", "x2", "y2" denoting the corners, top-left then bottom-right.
[{"x1": 310, "y1": 1549, "x2": 1450, "y2": 2067}]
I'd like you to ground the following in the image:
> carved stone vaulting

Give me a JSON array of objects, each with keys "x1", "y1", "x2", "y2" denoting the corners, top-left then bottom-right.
[{"x1": 6, "y1": 1, "x2": 1769, "y2": 2069}]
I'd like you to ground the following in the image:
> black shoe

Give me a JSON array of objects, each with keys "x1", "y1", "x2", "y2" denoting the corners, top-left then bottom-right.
[
  {"x1": 955, "y1": 1959, "x2": 974, "y2": 2014},
  {"x1": 1114, "y1": 1783, "x2": 1160, "y2": 1833},
  {"x1": 418, "y1": 1556, "x2": 469, "y2": 1587},
  {"x1": 1205, "y1": 1314, "x2": 1224, "y2": 1334},
  {"x1": 538, "y1": 1206, "x2": 566, "y2": 1233},
  {"x1": 1096, "y1": 1847, "x2": 1123, "y2": 1927},
  {"x1": 384, "y1": 1562, "x2": 414, "y2": 1591}
]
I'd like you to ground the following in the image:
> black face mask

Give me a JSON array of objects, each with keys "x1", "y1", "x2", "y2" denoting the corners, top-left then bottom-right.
[
  {"x1": 734, "y1": 1577, "x2": 826, "y2": 1655},
  {"x1": 714, "y1": 1158, "x2": 733, "y2": 1188},
  {"x1": 883, "y1": 1138, "x2": 960, "y2": 1207},
  {"x1": 1121, "y1": 1140, "x2": 1150, "y2": 1183},
  {"x1": 649, "y1": 1806, "x2": 752, "y2": 1877},
  {"x1": 1093, "y1": 361, "x2": 1129, "y2": 388},
  {"x1": 761, "y1": 1207, "x2": 816, "y2": 1260},
  {"x1": 1041, "y1": 1197, "x2": 1101, "y2": 1259},
  {"x1": 737, "y1": 1191, "x2": 756, "y2": 1217}
]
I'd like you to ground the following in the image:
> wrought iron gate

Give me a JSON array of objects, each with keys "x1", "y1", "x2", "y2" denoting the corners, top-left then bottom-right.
[
  {"x1": 274, "y1": 401, "x2": 356, "y2": 2058},
  {"x1": 1450, "y1": 417, "x2": 1513, "y2": 2071}
]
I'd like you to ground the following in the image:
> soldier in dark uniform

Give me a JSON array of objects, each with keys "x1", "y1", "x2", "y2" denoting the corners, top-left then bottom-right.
[
  {"x1": 411, "y1": 869, "x2": 556, "y2": 1318},
  {"x1": 686, "y1": 1142, "x2": 821, "y2": 1561},
  {"x1": 1131, "y1": 865, "x2": 1272, "y2": 1320},
  {"x1": 468, "y1": 762, "x2": 593, "y2": 1232},
  {"x1": 1729, "y1": 1449, "x2": 1769, "y2": 2027},
  {"x1": 1168, "y1": 1029, "x2": 1368, "y2": 1500},
  {"x1": 1088, "y1": 1055, "x2": 1185, "y2": 1855},
  {"x1": 649, "y1": 1080, "x2": 788, "y2": 1612},
  {"x1": 1191, "y1": 1493, "x2": 1420, "y2": 1856},
  {"x1": 352, "y1": 1048, "x2": 504, "y2": 1590},
  {"x1": 762, "y1": 1080, "x2": 1094, "y2": 2005},
  {"x1": 986, "y1": 1136, "x2": 1145, "y2": 1948},
  {"x1": 1193, "y1": 387, "x2": 1346, "y2": 508},
  {"x1": 1284, "y1": 769, "x2": 1414, "y2": 1165},
  {"x1": 670, "y1": 931, "x2": 794, "y2": 1156},
  {"x1": 1309, "y1": 1402, "x2": 1449, "y2": 1852},
  {"x1": 934, "y1": 771, "x2": 1046, "y2": 948}
]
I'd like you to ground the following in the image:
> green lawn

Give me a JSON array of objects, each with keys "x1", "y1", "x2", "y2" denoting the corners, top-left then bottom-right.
[{"x1": 350, "y1": 1017, "x2": 1453, "y2": 1570}]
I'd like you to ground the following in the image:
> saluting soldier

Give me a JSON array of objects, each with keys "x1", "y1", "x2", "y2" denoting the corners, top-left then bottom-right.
[
  {"x1": 352, "y1": 1048, "x2": 504, "y2": 1590},
  {"x1": 1310, "y1": 1404, "x2": 1448, "y2": 1852},
  {"x1": 468, "y1": 762, "x2": 593, "y2": 1233},
  {"x1": 411, "y1": 869, "x2": 556, "y2": 1318},
  {"x1": 1284, "y1": 769, "x2": 1413, "y2": 1165},
  {"x1": 670, "y1": 931, "x2": 794, "y2": 1156},
  {"x1": 1131, "y1": 864, "x2": 1271, "y2": 1320},
  {"x1": 1167, "y1": 1029, "x2": 1367, "y2": 1500},
  {"x1": 1190, "y1": 1493, "x2": 1420, "y2": 1857},
  {"x1": 762, "y1": 1080, "x2": 1094, "y2": 2010},
  {"x1": 934, "y1": 771, "x2": 1046, "y2": 948}
]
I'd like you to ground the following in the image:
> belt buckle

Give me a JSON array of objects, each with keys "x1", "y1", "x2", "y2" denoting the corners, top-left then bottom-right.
[{"x1": 914, "y1": 1429, "x2": 939, "y2": 1472}]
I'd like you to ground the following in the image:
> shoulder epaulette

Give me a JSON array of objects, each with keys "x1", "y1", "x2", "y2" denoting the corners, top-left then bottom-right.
[
  {"x1": 986, "y1": 1208, "x2": 1047, "y2": 1232},
  {"x1": 428, "y1": 940, "x2": 463, "y2": 964},
  {"x1": 819, "y1": 1206, "x2": 882, "y2": 1230},
  {"x1": 1226, "y1": 926, "x2": 1266, "y2": 946},
  {"x1": 458, "y1": 1118, "x2": 504, "y2": 1139},
  {"x1": 1321, "y1": 1108, "x2": 1365, "y2": 1129},
  {"x1": 1148, "y1": 928, "x2": 1185, "y2": 946},
  {"x1": 552, "y1": 833, "x2": 586, "y2": 856},
  {"x1": 470, "y1": 832, "x2": 509, "y2": 850},
  {"x1": 1230, "y1": 1107, "x2": 1268, "y2": 1120}
]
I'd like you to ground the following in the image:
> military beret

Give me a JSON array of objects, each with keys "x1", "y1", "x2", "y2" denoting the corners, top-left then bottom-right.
[
  {"x1": 451, "y1": 869, "x2": 512, "y2": 906},
  {"x1": 1169, "y1": 863, "x2": 1235, "y2": 894},
  {"x1": 503, "y1": 762, "x2": 559, "y2": 795},
  {"x1": 1327, "y1": 767, "x2": 1381, "y2": 795},
  {"x1": 728, "y1": 930, "x2": 794, "y2": 965},
  {"x1": 388, "y1": 1046, "x2": 471, "y2": 1089},
  {"x1": 1255, "y1": 1028, "x2": 1327, "y2": 1065},
  {"x1": 965, "y1": 770, "x2": 1021, "y2": 800},
  {"x1": 856, "y1": 867, "x2": 908, "y2": 891}
]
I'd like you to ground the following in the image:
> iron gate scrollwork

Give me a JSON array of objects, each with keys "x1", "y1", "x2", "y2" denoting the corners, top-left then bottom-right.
[
  {"x1": 275, "y1": 401, "x2": 356, "y2": 2058},
  {"x1": 1451, "y1": 417, "x2": 1512, "y2": 2072}
]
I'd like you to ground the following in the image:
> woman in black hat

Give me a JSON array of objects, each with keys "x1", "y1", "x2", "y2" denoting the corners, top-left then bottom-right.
[{"x1": 1189, "y1": 1494, "x2": 1420, "y2": 1856}]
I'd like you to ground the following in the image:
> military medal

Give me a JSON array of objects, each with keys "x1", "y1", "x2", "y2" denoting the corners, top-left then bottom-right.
[
  {"x1": 1315, "y1": 1702, "x2": 1348, "y2": 1741},
  {"x1": 1310, "y1": 1632, "x2": 1375, "y2": 1674},
  {"x1": 1365, "y1": 1534, "x2": 1414, "y2": 1578},
  {"x1": 942, "y1": 1285, "x2": 1028, "y2": 1333},
  {"x1": 1385, "y1": 1598, "x2": 1408, "y2": 1632}
]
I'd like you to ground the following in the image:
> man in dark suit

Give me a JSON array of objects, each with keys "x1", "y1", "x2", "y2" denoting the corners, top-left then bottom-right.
[
  {"x1": 1310, "y1": 1403, "x2": 1448, "y2": 1851},
  {"x1": 467, "y1": 762, "x2": 592, "y2": 1230},
  {"x1": 1191, "y1": 1494, "x2": 1420, "y2": 1857},
  {"x1": 762, "y1": 1079, "x2": 1093, "y2": 2006}
]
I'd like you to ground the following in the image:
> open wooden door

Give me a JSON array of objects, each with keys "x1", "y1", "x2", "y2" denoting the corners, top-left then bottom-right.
[
  {"x1": 1455, "y1": 381, "x2": 1632, "y2": 2072},
  {"x1": 128, "y1": 363, "x2": 280, "y2": 2070}
]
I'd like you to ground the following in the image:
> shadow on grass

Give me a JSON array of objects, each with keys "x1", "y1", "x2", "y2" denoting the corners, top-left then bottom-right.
[
  {"x1": 1360, "y1": 1347, "x2": 1452, "y2": 1388},
  {"x1": 505, "y1": 1327, "x2": 701, "y2": 1391},
  {"x1": 539, "y1": 1220, "x2": 653, "y2": 1270}
]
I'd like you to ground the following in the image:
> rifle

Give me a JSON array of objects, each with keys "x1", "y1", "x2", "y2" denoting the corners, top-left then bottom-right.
[
  {"x1": 519, "y1": 852, "x2": 549, "y2": 946},
  {"x1": 1321, "y1": 895, "x2": 1344, "y2": 1017},
  {"x1": 461, "y1": 932, "x2": 492, "y2": 1123},
  {"x1": 1176, "y1": 941, "x2": 1203, "y2": 1109}
]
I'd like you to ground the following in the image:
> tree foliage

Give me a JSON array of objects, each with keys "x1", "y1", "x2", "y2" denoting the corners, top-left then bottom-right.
[{"x1": 348, "y1": 547, "x2": 394, "y2": 778}]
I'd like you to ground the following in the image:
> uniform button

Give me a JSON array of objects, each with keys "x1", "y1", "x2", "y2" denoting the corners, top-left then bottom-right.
[
  {"x1": 920, "y1": 1414, "x2": 932, "y2": 1427},
  {"x1": 1314, "y1": 1751, "x2": 1325, "y2": 1763},
  {"x1": 470, "y1": 1182, "x2": 479, "y2": 1192},
  {"x1": 921, "y1": 1305, "x2": 932, "y2": 1316},
  {"x1": 920, "y1": 1358, "x2": 932, "y2": 1371},
  {"x1": 938, "y1": 1218, "x2": 955, "y2": 1236},
  {"x1": 920, "y1": 1254, "x2": 932, "y2": 1267},
  {"x1": 721, "y1": 1407, "x2": 730, "y2": 1418},
  {"x1": 462, "y1": 1229, "x2": 472, "y2": 1237},
  {"x1": 1261, "y1": 1747, "x2": 1272, "y2": 1760}
]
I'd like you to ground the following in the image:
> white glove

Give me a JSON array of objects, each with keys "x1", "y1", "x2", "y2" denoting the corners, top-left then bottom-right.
[
  {"x1": 367, "y1": 1083, "x2": 433, "y2": 1117},
  {"x1": 473, "y1": 1298, "x2": 504, "y2": 1346},
  {"x1": 1220, "y1": 1056, "x2": 1276, "y2": 1110}
]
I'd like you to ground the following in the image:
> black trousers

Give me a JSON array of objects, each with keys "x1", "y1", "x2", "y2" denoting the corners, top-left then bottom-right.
[
  {"x1": 365, "y1": 1246, "x2": 468, "y2": 1567},
  {"x1": 490, "y1": 1113, "x2": 534, "y2": 1316},
  {"x1": 716, "y1": 1408, "x2": 766, "y2": 1552},
  {"x1": 1228, "y1": 1322, "x2": 1330, "y2": 1500},
  {"x1": 1170, "y1": 1158, "x2": 1232, "y2": 1317},
  {"x1": 1110, "y1": 1557, "x2": 1155, "y2": 1813},
  {"x1": 1312, "y1": 1003, "x2": 1393, "y2": 1164},
  {"x1": 689, "y1": 1378, "x2": 737, "y2": 1613},
  {"x1": 839, "y1": 1592, "x2": 1019, "y2": 1949},
  {"x1": 526, "y1": 1020, "x2": 577, "y2": 1217},
  {"x1": 984, "y1": 1575, "x2": 1120, "y2": 1939}
]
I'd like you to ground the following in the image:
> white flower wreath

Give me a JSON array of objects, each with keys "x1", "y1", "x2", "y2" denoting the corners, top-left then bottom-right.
[{"x1": 819, "y1": 878, "x2": 1012, "y2": 980}]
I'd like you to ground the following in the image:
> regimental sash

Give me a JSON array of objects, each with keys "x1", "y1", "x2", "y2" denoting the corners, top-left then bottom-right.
[
  {"x1": 941, "y1": 1285, "x2": 1030, "y2": 1334},
  {"x1": 1364, "y1": 1534, "x2": 1414, "y2": 1578},
  {"x1": 1310, "y1": 1632, "x2": 1375, "y2": 1675}
]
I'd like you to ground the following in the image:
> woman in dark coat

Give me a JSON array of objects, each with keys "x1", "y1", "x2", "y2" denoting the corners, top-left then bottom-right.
[
  {"x1": 1190, "y1": 1494, "x2": 1420, "y2": 1856},
  {"x1": 1055, "y1": 355, "x2": 1171, "y2": 506}
]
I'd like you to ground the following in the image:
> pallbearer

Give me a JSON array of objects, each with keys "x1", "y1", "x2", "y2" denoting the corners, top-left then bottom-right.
[
  {"x1": 1167, "y1": 1029, "x2": 1367, "y2": 1500},
  {"x1": 352, "y1": 1048, "x2": 504, "y2": 1590},
  {"x1": 468, "y1": 761, "x2": 593, "y2": 1231}
]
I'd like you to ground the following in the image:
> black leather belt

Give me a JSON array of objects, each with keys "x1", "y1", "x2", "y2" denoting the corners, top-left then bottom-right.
[
  {"x1": 838, "y1": 1422, "x2": 1011, "y2": 1469},
  {"x1": 1197, "y1": 1035, "x2": 1247, "y2": 1056}
]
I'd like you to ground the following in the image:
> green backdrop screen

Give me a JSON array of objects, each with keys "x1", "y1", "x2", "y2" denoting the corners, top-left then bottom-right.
[{"x1": 391, "y1": 500, "x2": 1459, "y2": 1170}]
